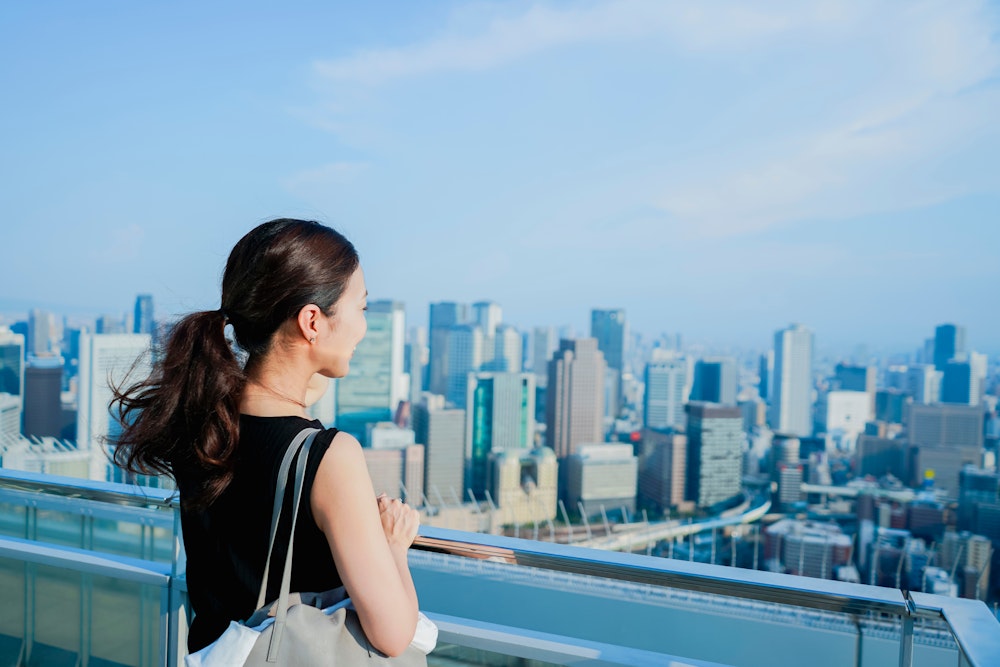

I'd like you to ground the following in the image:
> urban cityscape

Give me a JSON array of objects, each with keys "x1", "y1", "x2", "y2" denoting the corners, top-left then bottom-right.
[{"x1": 2, "y1": 293, "x2": 998, "y2": 618}]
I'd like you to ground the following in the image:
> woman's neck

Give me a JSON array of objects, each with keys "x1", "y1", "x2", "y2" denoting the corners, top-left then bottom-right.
[{"x1": 241, "y1": 356, "x2": 311, "y2": 418}]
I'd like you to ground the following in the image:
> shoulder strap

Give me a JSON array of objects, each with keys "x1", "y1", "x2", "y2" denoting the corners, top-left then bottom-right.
[{"x1": 255, "y1": 427, "x2": 321, "y2": 610}]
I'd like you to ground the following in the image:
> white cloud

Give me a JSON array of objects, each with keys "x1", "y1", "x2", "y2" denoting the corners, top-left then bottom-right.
[{"x1": 313, "y1": 1, "x2": 826, "y2": 85}]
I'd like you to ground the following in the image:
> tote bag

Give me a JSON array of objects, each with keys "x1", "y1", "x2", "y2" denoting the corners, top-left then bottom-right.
[{"x1": 186, "y1": 428, "x2": 436, "y2": 666}]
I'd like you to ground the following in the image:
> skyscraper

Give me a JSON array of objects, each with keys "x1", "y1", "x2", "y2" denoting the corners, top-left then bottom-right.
[
  {"x1": 133, "y1": 294, "x2": 154, "y2": 334},
  {"x1": 933, "y1": 324, "x2": 966, "y2": 372},
  {"x1": 532, "y1": 326, "x2": 557, "y2": 388},
  {"x1": 24, "y1": 356, "x2": 64, "y2": 438},
  {"x1": 465, "y1": 372, "x2": 536, "y2": 497},
  {"x1": 471, "y1": 301, "x2": 502, "y2": 338},
  {"x1": 27, "y1": 309, "x2": 56, "y2": 356},
  {"x1": 77, "y1": 333, "x2": 152, "y2": 480},
  {"x1": 906, "y1": 364, "x2": 942, "y2": 404},
  {"x1": 487, "y1": 324, "x2": 522, "y2": 373},
  {"x1": 758, "y1": 351, "x2": 773, "y2": 402},
  {"x1": 590, "y1": 309, "x2": 627, "y2": 412},
  {"x1": 770, "y1": 324, "x2": 814, "y2": 437},
  {"x1": 908, "y1": 403, "x2": 984, "y2": 494},
  {"x1": 404, "y1": 326, "x2": 428, "y2": 403},
  {"x1": 643, "y1": 358, "x2": 688, "y2": 430},
  {"x1": 685, "y1": 402, "x2": 744, "y2": 508},
  {"x1": 427, "y1": 302, "x2": 466, "y2": 395},
  {"x1": 0, "y1": 326, "x2": 25, "y2": 399},
  {"x1": 412, "y1": 395, "x2": 466, "y2": 503},
  {"x1": 690, "y1": 357, "x2": 737, "y2": 405},
  {"x1": 941, "y1": 359, "x2": 974, "y2": 405},
  {"x1": 546, "y1": 338, "x2": 606, "y2": 458},
  {"x1": 445, "y1": 324, "x2": 483, "y2": 409},
  {"x1": 336, "y1": 299, "x2": 406, "y2": 442}
]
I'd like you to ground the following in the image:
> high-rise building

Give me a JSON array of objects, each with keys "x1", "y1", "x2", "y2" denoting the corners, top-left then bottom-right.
[
  {"x1": 874, "y1": 389, "x2": 910, "y2": 425},
  {"x1": 958, "y1": 467, "x2": 1000, "y2": 531},
  {"x1": 404, "y1": 326, "x2": 428, "y2": 404},
  {"x1": 564, "y1": 443, "x2": 638, "y2": 517},
  {"x1": 0, "y1": 393, "x2": 22, "y2": 444},
  {"x1": 546, "y1": 339, "x2": 606, "y2": 458},
  {"x1": 0, "y1": 326, "x2": 25, "y2": 399},
  {"x1": 28, "y1": 309, "x2": 57, "y2": 356},
  {"x1": 643, "y1": 359, "x2": 688, "y2": 430},
  {"x1": 96, "y1": 315, "x2": 125, "y2": 335},
  {"x1": 133, "y1": 294, "x2": 154, "y2": 334},
  {"x1": 24, "y1": 356, "x2": 64, "y2": 438},
  {"x1": 77, "y1": 333, "x2": 152, "y2": 480},
  {"x1": 427, "y1": 302, "x2": 466, "y2": 396},
  {"x1": 412, "y1": 395, "x2": 466, "y2": 503},
  {"x1": 486, "y1": 324, "x2": 522, "y2": 373},
  {"x1": 906, "y1": 364, "x2": 942, "y2": 404},
  {"x1": 856, "y1": 435, "x2": 908, "y2": 481},
  {"x1": 465, "y1": 372, "x2": 536, "y2": 497},
  {"x1": 690, "y1": 357, "x2": 737, "y2": 405},
  {"x1": 638, "y1": 429, "x2": 687, "y2": 512},
  {"x1": 532, "y1": 327, "x2": 557, "y2": 389},
  {"x1": 834, "y1": 362, "x2": 876, "y2": 418},
  {"x1": 445, "y1": 324, "x2": 483, "y2": 409},
  {"x1": 335, "y1": 299, "x2": 405, "y2": 443},
  {"x1": 941, "y1": 359, "x2": 974, "y2": 405},
  {"x1": 685, "y1": 402, "x2": 744, "y2": 509},
  {"x1": 770, "y1": 324, "x2": 814, "y2": 437},
  {"x1": 471, "y1": 301, "x2": 502, "y2": 338},
  {"x1": 933, "y1": 324, "x2": 966, "y2": 372},
  {"x1": 815, "y1": 390, "x2": 870, "y2": 453},
  {"x1": 759, "y1": 351, "x2": 773, "y2": 402},
  {"x1": 908, "y1": 403, "x2": 984, "y2": 494},
  {"x1": 591, "y1": 309, "x2": 627, "y2": 412}
]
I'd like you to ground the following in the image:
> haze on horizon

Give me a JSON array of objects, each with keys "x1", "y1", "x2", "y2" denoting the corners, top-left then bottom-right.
[{"x1": 2, "y1": 1, "x2": 999, "y2": 354}]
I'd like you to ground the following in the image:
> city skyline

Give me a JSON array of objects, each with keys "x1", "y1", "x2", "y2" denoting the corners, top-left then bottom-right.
[{"x1": 3, "y1": 1, "x2": 999, "y2": 351}]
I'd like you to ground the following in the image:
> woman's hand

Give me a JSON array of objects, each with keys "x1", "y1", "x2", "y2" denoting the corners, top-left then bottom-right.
[{"x1": 376, "y1": 494, "x2": 420, "y2": 550}]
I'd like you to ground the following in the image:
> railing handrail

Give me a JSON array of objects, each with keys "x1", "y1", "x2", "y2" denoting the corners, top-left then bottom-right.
[{"x1": 4, "y1": 467, "x2": 999, "y2": 667}]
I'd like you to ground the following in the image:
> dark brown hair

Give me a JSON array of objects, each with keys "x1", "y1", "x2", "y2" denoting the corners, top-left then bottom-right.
[{"x1": 110, "y1": 219, "x2": 359, "y2": 507}]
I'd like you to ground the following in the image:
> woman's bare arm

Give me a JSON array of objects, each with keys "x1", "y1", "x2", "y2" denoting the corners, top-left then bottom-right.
[{"x1": 310, "y1": 431, "x2": 420, "y2": 656}]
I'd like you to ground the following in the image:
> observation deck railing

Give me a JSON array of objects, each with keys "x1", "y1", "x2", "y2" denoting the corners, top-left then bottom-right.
[{"x1": 0, "y1": 467, "x2": 997, "y2": 667}]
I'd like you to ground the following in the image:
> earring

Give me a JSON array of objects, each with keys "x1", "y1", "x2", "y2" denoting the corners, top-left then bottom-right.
[{"x1": 309, "y1": 337, "x2": 316, "y2": 344}]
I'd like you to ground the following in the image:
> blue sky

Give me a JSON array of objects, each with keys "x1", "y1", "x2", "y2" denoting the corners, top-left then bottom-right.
[{"x1": 2, "y1": 0, "x2": 999, "y2": 353}]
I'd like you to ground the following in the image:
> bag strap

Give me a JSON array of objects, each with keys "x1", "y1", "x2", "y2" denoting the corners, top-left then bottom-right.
[{"x1": 255, "y1": 427, "x2": 321, "y2": 610}]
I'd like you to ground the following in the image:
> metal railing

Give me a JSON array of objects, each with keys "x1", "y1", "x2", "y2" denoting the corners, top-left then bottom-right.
[{"x1": 1, "y1": 468, "x2": 998, "y2": 667}]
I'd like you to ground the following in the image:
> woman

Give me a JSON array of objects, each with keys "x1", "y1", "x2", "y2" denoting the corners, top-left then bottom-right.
[{"x1": 111, "y1": 218, "x2": 421, "y2": 656}]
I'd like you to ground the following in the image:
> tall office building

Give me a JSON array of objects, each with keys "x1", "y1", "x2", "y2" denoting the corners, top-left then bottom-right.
[
  {"x1": 933, "y1": 324, "x2": 966, "y2": 372},
  {"x1": 0, "y1": 327, "x2": 25, "y2": 399},
  {"x1": 96, "y1": 315, "x2": 125, "y2": 335},
  {"x1": 133, "y1": 294, "x2": 154, "y2": 335},
  {"x1": 0, "y1": 393, "x2": 20, "y2": 444},
  {"x1": 834, "y1": 362, "x2": 876, "y2": 418},
  {"x1": 942, "y1": 360, "x2": 974, "y2": 405},
  {"x1": 427, "y1": 302, "x2": 467, "y2": 396},
  {"x1": 412, "y1": 395, "x2": 466, "y2": 503},
  {"x1": 644, "y1": 359, "x2": 688, "y2": 430},
  {"x1": 471, "y1": 301, "x2": 502, "y2": 338},
  {"x1": 546, "y1": 339, "x2": 606, "y2": 458},
  {"x1": 685, "y1": 402, "x2": 744, "y2": 509},
  {"x1": 532, "y1": 326, "x2": 557, "y2": 388},
  {"x1": 591, "y1": 309, "x2": 627, "y2": 412},
  {"x1": 759, "y1": 351, "x2": 773, "y2": 402},
  {"x1": 28, "y1": 310, "x2": 57, "y2": 356},
  {"x1": 487, "y1": 324, "x2": 522, "y2": 373},
  {"x1": 815, "y1": 390, "x2": 870, "y2": 453},
  {"x1": 770, "y1": 324, "x2": 814, "y2": 437},
  {"x1": 404, "y1": 326, "x2": 428, "y2": 404},
  {"x1": 363, "y1": 443, "x2": 424, "y2": 502},
  {"x1": 564, "y1": 443, "x2": 638, "y2": 517},
  {"x1": 445, "y1": 325, "x2": 483, "y2": 409},
  {"x1": 23, "y1": 356, "x2": 64, "y2": 438},
  {"x1": 908, "y1": 403, "x2": 984, "y2": 494},
  {"x1": 489, "y1": 447, "x2": 558, "y2": 525},
  {"x1": 638, "y1": 429, "x2": 687, "y2": 512},
  {"x1": 906, "y1": 364, "x2": 942, "y2": 404},
  {"x1": 77, "y1": 333, "x2": 152, "y2": 480},
  {"x1": 336, "y1": 300, "x2": 405, "y2": 442},
  {"x1": 690, "y1": 357, "x2": 737, "y2": 405},
  {"x1": 465, "y1": 372, "x2": 536, "y2": 497}
]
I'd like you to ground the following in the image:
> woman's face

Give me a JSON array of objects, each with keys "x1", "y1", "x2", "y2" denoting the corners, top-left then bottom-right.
[{"x1": 320, "y1": 266, "x2": 368, "y2": 378}]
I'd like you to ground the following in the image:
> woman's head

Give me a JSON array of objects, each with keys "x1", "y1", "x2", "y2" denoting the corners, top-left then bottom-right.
[{"x1": 221, "y1": 219, "x2": 365, "y2": 376}]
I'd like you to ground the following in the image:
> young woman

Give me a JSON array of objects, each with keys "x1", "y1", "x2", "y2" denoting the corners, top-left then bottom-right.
[{"x1": 111, "y1": 219, "x2": 420, "y2": 656}]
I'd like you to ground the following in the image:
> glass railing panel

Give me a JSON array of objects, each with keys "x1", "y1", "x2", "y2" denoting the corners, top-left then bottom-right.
[
  {"x1": 0, "y1": 501, "x2": 27, "y2": 539},
  {"x1": 409, "y1": 547, "x2": 961, "y2": 667},
  {"x1": 0, "y1": 558, "x2": 163, "y2": 667}
]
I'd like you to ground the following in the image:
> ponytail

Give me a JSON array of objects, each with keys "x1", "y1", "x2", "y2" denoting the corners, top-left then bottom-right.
[{"x1": 111, "y1": 309, "x2": 244, "y2": 508}]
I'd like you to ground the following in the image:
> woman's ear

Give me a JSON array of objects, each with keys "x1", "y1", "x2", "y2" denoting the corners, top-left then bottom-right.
[{"x1": 296, "y1": 304, "x2": 324, "y2": 344}]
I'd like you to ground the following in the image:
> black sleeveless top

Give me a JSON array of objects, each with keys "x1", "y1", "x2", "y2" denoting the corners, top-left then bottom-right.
[{"x1": 175, "y1": 415, "x2": 343, "y2": 653}]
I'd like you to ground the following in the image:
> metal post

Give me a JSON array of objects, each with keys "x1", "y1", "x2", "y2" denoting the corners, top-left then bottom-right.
[
  {"x1": 558, "y1": 500, "x2": 573, "y2": 541},
  {"x1": 578, "y1": 502, "x2": 592, "y2": 540},
  {"x1": 753, "y1": 524, "x2": 759, "y2": 571},
  {"x1": 467, "y1": 489, "x2": 483, "y2": 515},
  {"x1": 898, "y1": 591, "x2": 914, "y2": 667},
  {"x1": 600, "y1": 505, "x2": 611, "y2": 536},
  {"x1": 711, "y1": 526, "x2": 717, "y2": 565}
]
